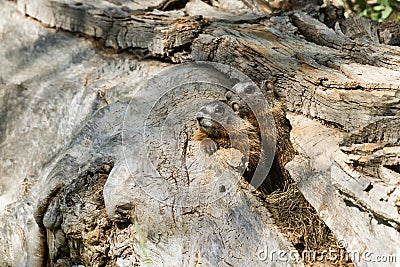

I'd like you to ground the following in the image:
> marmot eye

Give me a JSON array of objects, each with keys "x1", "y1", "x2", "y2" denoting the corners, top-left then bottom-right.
[
  {"x1": 245, "y1": 86, "x2": 255, "y2": 94},
  {"x1": 215, "y1": 106, "x2": 224, "y2": 114},
  {"x1": 225, "y1": 91, "x2": 233, "y2": 100}
]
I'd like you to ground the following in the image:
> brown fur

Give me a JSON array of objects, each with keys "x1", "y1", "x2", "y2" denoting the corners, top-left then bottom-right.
[
  {"x1": 193, "y1": 100, "x2": 262, "y2": 179},
  {"x1": 225, "y1": 82, "x2": 296, "y2": 192}
]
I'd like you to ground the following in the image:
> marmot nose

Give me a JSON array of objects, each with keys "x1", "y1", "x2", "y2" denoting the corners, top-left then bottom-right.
[{"x1": 196, "y1": 112, "x2": 205, "y2": 122}]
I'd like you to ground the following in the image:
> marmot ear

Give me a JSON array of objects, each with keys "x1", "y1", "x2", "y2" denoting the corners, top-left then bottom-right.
[
  {"x1": 231, "y1": 101, "x2": 240, "y2": 112},
  {"x1": 225, "y1": 91, "x2": 233, "y2": 100}
]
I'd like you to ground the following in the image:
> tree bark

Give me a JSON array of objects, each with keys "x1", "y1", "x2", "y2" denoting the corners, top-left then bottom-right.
[{"x1": 1, "y1": 0, "x2": 400, "y2": 266}]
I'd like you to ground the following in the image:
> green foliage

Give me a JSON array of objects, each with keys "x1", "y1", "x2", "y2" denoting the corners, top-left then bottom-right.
[
  {"x1": 340, "y1": 0, "x2": 400, "y2": 21},
  {"x1": 360, "y1": 0, "x2": 393, "y2": 21},
  {"x1": 264, "y1": 0, "x2": 399, "y2": 21}
]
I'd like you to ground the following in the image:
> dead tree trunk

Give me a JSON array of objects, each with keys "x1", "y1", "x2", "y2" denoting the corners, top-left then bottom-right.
[{"x1": 1, "y1": 0, "x2": 399, "y2": 266}]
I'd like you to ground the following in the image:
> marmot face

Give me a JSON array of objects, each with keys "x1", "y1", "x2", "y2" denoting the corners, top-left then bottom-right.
[
  {"x1": 225, "y1": 82, "x2": 262, "y2": 126},
  {"x1": 195, "y1": 101, "x2": 236, "y2": 139},
  {"x1": 194, "y1": 99, "x2": 259, "y2": 165}
]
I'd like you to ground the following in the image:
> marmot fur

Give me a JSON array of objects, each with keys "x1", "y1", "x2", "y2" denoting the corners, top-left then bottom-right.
[
  {"x1": 225, "y1": 82, "x2": 296, "y2": 191},
  {"x1": 193, "y1": 100, "x2": 262, "y2": 180}
]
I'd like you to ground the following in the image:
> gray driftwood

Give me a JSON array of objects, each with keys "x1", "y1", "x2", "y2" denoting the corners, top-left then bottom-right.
[{"x1": 1, "y1": 0, "x2": 400, "y2": 266}]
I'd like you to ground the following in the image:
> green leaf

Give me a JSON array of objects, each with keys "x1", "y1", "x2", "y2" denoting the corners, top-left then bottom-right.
[
  {"x1": 360, "y1": 8, "x2": 370, "y2": 16},
  {"x1": 379, "y1": 0, "x2": 390, "y2": 5},
  {"x1": 372, "y1": 13, "x2": 380, "y2": 20},
  {"x1": 382, "y1": 5, "x2": 393, "y2": 19},
  {"x1": 373, "y1": 5, "x2": 385, "y2": 11}
]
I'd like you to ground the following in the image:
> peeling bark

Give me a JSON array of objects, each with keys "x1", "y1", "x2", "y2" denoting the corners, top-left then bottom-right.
[{"x1": 1, "y1": 0, "x2": 400, "y2": 266}]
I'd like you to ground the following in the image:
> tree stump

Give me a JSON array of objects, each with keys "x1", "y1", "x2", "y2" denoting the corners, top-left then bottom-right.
[{"x1": 1, "y1": 0, "x2": 399, "y2": 266}]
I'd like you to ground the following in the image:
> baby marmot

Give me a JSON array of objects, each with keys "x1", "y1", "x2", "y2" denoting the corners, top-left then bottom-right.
[
  {"x1": 193, "y1": 100, "x2": 261, "y2": 180},
  {"x1": 225, "y1": 82, "x2": 296, "y2": 191},
  {"x1": 193, "y1": 81, "x2": 296, "y2": 192}
]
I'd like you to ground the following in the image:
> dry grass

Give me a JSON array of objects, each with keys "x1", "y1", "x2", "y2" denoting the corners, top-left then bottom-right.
[{"x1": 264, "y1": 183, "x2": 355, "y2": 266}]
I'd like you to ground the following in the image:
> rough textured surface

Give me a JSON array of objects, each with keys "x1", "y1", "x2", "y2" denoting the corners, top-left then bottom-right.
[
  {"x1": 17, "y1": 0, "x2": 206, "y2": 62},
  {"x1": 286, "y1": 114, "x2": 400, "y2": 267},
  {"x1": 0, "y1": 1, "x2": 298, "y2": 266},
  {"x1": 1, "y1": 0, "x2": 400, "y2": 266}
]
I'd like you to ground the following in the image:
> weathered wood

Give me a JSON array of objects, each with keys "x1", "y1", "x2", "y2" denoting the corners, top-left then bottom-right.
[
  {"x1": 17, "y1": 0, "x2": 205, "y2": 61},
  {"x1": 0, "y1": 2, "x2": 301, "y2": 265},
  {"x1": 286, "y1": 114, "x2": 400, "y2": 267},
  {"x1": 2, "y1": 0, "x2": 400, "y2": 266},
  {"x1": 340, "y1": 16, "x2": 400, "y2": 46}
]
